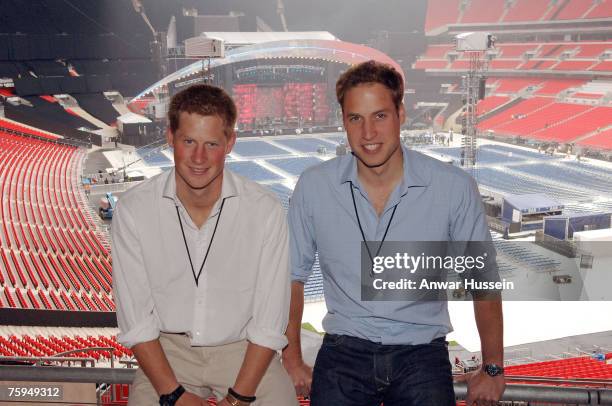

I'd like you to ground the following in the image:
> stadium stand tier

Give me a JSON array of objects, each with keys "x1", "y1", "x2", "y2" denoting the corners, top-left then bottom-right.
[
  {"x1": 72, "y1": 94, "x2": 120, "y2": 126},
  {"x1": 506, "y1": 355, "x2": 612, "y2": 380},
  {"x1": 0, "y1": 129, "x2": 113, "y2": 312},
  {"x1": 424, "y1": 0, "x2": 612, "y2": 33},
  {"x1": 0, "y1": 332, "x2": 131, "y2": 361}
]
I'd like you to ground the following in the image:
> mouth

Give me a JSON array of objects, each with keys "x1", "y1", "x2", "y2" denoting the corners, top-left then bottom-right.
[
  {"x1": 362, "y1": 143, "x2": 382, "y2": 153},
  {"x1": 189, "y1": 167, "x2": 209, "y2": 175}
]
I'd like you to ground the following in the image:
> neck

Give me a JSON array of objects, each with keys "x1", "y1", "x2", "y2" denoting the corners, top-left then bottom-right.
[
  {"x1": 356, "y1": 148, "x2": 404, "y2": 190},
  {"x1": 176, "y1": 175, "x2": 223, "y2": 212}
]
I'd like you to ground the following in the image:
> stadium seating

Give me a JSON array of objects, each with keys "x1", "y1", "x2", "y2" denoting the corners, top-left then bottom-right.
[
  {"x1": 477, "y1": 97, "x2": 554, "y2": 130},
  {"x1": 425, "y1": 0, "x2": 612, "y2": 32},
  {"x1": 73, "y1": 94, "x2": 120, "y2": 126},
  {"x1": 475, "y1": 167, "x2": 597, "y2": 202},
  {"x1": 0, "y1": 333, "x2": 131, "y2": 360},
  {"x1": 138, "y1": 148, "x2": 173, "y2": 166},
  {"x1": 267, "y1": 157, "x2": 324, "y2": 176},
  {"x1": 519, "y1": 60, "x2": 557, "y2": 70},
  {"x1": 497, "y1": 44, "x2": 538, "y2": 58},
  {"x1": 461, "y1": 0, "x2": 505, "y2": 24},
  {"x1": 0, "y1": 118, "x2": 59, "y2": 140},
  {"x1": 413, "y1": 59, "x2": 449, "y2": 69},
  {"x1": 490, "y1": 60, "x2": 522, "y2": 70},
  {"x1": 273, "y1": 137, "x2": 337, "y2": 154},
  {"x1": 503, "y1": 0, "x2": 550, "y2": 22},
  {"x1": 414, "y1": 41, "x2": 609, "y2": 77},
  {"x1": 493, "y1": 240, "x2": 561, "y2": 272},
  {"x1": 427, "y1": 146, "x2": 531, "y2": 165},
  {"x1": 477, "y1": 96, "x2": 511, "y2": 115},
  {"x1": 574, "y1": 43, "x2": 611, "y2": 58},
  {"x1": 551, "y1": 0, "x2": 593, "y2": 20},
  {"x1": 424, "y1": 0, "x2": 460, "y2": 33},
  {"x1": 493, "y1": 78, "x2": 542, "y2": 93},
  {"x1": 578, "y1": 128, "x2": 612, "y2": 150},
  {"x1": 506, "y1": 355, "x2": 612, "y2": 379},
  {"x1": 529, "y1": 106, "x2": 612, "y2": 142},
  {"x1": 0, "y1": 129, "x2": 113, "y2": 312},
  {"x1": 553, "y1": 60, "x2": 596, "y2": 71},
  {"x1": 224, "y1": 161, "x2": 284, "y2": 182},
  {"x1": 590, "y1": 61, "x2": 612, "y2": 71},
  {"x1": 585, "y1": 0, "x2": 612, "y2": 18},
  {"x1": 511, "y1": 163, "x2": 612, "y2": 195},
  {"x1": 232, "y1": 140, "x2": 291, "y2": 157},
  {"x1": 491, "y1": 102, "x2": 591, "y2": 137}
]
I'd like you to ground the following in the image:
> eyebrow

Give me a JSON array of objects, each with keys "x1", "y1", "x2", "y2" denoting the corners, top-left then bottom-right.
[{"x1": 347, "y1": 109, "x2": 390, "y2": 117}]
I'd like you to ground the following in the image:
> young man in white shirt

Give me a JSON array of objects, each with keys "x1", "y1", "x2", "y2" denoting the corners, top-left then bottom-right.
[{"x1": 112, "y1": 84, "x2": 297, "y2": 406}]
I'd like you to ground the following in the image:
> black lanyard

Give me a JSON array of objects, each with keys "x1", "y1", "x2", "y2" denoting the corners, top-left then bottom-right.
[
  {"x1": 175, "y1": 198, "x2": 227, "y2": 286},
  {"x1": 349, "y1": 181, "x2": 398, "y2": 276}
]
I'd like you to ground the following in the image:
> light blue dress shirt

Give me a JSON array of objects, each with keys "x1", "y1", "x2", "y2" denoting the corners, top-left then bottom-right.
[{"x1": 289, "y1": 145, "x2": 492, "y2": 345}]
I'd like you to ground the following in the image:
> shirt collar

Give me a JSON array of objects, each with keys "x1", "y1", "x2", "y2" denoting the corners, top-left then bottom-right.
[
  {"x1": 162, "y1": 167, "x2": 239, "y2": 204},
  {"x1": 339, "y1": 145, "x2": 431, "y2": 194}
]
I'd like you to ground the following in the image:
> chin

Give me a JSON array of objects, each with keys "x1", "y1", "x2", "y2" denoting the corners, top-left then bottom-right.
[{"x1": 354, "y1": 153, "x2": 388, "y2": 169}]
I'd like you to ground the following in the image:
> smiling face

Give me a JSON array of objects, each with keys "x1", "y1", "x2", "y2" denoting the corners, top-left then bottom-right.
[
  {"x1": 342, "y1": 82, "x2": 405, "y2": 175},
  {"x1": 167, "y1": 112, "x2": 235, "y2": 201}
]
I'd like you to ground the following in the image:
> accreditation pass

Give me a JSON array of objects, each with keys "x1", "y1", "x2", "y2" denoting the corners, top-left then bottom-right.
[{"x1": 0, "y1": 384, "x2": 63, "y2": 401}]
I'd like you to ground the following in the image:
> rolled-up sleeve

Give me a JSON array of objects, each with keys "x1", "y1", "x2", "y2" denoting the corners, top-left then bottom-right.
[
  {"x1": 111, "y1": 200, "x2": 160, "y2": 348},
  {"x1": 450, "y1": 175, "x2": 491, "y2": 241},
  {"x1": 288, "y1": 174, "x2": 317, "y2": 283},
  {"x1": 246, "y1": 202, "x2": 290, "y2": 351},
  {"x1": 449, "y1": 175, "x2": 500, "y2": 289}
]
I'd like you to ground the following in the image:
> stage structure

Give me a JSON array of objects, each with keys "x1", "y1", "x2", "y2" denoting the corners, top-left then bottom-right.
[
  {"x1": 129, "y1": 38, "x2": 402, "y2": 136},
  {"x1": 455, "y1": 32, "x2": 494, "y2": 175}
]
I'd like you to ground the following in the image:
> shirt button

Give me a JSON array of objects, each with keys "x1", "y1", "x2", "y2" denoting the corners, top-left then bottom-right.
[{"x1": 195, "y1": 331, "x2": 201, "y2": 336}]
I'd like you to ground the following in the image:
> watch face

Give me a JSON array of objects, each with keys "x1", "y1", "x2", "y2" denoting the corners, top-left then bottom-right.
[{"x1": 485, "y1": 364, "x2": 503, "y2": 376}]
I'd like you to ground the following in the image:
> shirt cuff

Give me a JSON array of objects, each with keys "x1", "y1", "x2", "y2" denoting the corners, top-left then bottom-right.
[
  {"x1": 246, "y1": 325, "x2": 288, "y2": 351},
  {"x1": 291, "y1": 268, "x2": 312, "y2": 283},
  {"x1": 117, "y1": 317, "x2": 160, "y2": 349}
]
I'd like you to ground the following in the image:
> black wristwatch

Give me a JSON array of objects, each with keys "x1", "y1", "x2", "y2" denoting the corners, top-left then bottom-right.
[
  {"x1": 159, "y1": 384, "x2": 185, "y2": 406},
  {"x1": 484, "y1": 363, "x2": 504, "y2": 377}
]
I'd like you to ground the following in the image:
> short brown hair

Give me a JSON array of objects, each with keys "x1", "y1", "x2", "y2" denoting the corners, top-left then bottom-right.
[
  {"x1": 336, "y1": 60, "x2": 404, "y2": 112},
  {"x1": 168, "y1": 84, "x2": 237, "y2": 136}
]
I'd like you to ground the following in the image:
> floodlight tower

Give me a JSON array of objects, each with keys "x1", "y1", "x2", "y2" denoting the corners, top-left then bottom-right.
[{"x1": 455, "y1": 32, "x2": 494, "y2": 176}]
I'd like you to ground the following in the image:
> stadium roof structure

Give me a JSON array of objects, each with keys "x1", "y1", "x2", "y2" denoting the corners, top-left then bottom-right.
[
  {"x1": 199, "y1": 31, "x2": 338, "y2": 46},
  {"x1": 131, "y1": 39, "x2": 403, "y2": 103},
  {"x1": 503, "y1": 193, "x2": 563, "y2": 213}
]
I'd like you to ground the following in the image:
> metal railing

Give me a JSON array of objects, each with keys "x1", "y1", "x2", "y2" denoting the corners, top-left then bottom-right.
[{"x1": 1, "y1": 365, "x2": 612, "y2": 404}]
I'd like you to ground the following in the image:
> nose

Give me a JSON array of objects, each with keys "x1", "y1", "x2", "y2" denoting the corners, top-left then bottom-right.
[
  {"x1": 192, "y1": 144, "x2": 207, "y2": 164},
  {"x1": 363, "y1": 118, "x2": 377, "y2": 141}
]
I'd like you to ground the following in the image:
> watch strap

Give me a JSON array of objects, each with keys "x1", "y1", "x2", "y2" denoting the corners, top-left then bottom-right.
[{"x1": 159, "y1": 384, "x2": 185, "y2": 406}]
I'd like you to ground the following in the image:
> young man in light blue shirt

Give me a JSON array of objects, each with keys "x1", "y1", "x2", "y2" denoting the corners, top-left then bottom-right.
[{"x1": 282, "y1": 61, "x2": 505, "y2": 405}]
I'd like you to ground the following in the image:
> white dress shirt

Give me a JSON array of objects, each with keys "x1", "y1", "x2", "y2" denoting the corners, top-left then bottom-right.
[{"x1": 112, "y1": 168, "x2": 290, "y2": 350}]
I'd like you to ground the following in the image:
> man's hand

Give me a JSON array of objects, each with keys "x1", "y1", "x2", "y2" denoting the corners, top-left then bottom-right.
[
  {"x1": 175, "y1": 392, "x2": 209, "y2": 405},
  {"x1": 455, "y1": 370, "x2": 505, "y2": 405},
  {"x1": 216, "y1": 398, "x2": 233, "y2": 406},
  {"x1": 282, "y1": 356, "x2": 313, "y2": 397}
]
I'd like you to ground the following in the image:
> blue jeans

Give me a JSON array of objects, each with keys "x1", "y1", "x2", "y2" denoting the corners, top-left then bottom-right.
[{"x1": 310, "y1": 334, "x2": 455, "y2": 406}]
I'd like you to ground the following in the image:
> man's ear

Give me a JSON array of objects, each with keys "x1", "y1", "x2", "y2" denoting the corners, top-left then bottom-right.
[
  {"x1": 398, "y1": 103, "x2": 406, "y2": 125},
  {"x1": 166, "y1": 128, "x2": 175, "y2": 147},
  {"x1": 225, "y1": 129, "x2": 237, "y2": 154}
]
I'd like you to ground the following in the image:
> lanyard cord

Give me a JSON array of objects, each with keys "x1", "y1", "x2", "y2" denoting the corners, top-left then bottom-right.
[
  {"x1": 175, "y1": 197, "x2": 227, "y2": 286},
  {"x1": 349, "y1": 182, "x2": 398, "y2": 275}
]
